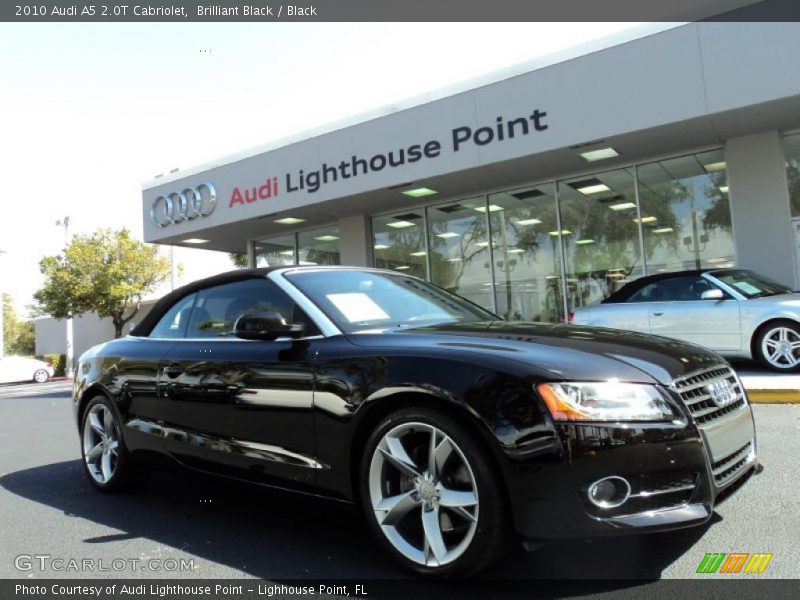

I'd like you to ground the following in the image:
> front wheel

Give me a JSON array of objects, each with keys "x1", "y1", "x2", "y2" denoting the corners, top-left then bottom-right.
[
  {"x1": 80, "y1": 396, "x2": 134, "y2": 491},
  {"x1": 754, "y1": 321, "x2": 800, "y2": 371},
  {"x1": 359, "y1": 408, "x2": 512, "y2": 577},
  {"x1": 32, "y1": 369, "x2": 49, "y2": 383}
]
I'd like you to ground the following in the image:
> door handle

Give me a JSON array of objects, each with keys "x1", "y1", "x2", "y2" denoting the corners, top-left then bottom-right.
[
  {"x1": 163, "y1": 364, "x2": 184, "y2": 379},
  {"x1": 652, "y1": 312, "x2": 664, "y2": 317}
]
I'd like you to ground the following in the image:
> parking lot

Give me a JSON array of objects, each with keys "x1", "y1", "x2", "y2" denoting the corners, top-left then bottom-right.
[{"x1": 0, "y1": 377, "x2": 798, "y2": 582}]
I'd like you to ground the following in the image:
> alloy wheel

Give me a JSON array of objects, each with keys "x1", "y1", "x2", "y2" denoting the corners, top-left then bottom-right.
[
  {"x1": 82, "y1": 404, "x2": 120, "y2": 484},
  {"x1": 33, "y1": 369, "x2": 48, "y2": 383},
  {"x1": 368, "y1": 422, "x2": 479, "y2": 568},
  {"x1": 761, "y1": 326, "x2": 800, "y2": 369}
]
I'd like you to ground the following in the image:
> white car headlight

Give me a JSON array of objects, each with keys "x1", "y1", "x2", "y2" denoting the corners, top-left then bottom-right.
[{"x1": 537, "y1": 381, "x2": 674, "y2": 422}]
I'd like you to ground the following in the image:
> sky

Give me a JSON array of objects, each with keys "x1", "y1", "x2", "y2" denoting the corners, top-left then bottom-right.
[{"x1": 0, "y1": 22, "x2": 642, "y2": 317}]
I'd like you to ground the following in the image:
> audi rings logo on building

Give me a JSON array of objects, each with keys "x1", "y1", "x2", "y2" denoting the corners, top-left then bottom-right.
[{"x1": 150, "y1": 182, "x2": 217, "y2": 227}]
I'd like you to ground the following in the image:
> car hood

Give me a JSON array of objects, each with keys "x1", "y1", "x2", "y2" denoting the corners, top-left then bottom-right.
[
  {"x1": 744, "y1": 292, "x2": 800, "y2": 308},
  {"x1": 347, "y1": 321, "x2": 725, "y2": 385}
]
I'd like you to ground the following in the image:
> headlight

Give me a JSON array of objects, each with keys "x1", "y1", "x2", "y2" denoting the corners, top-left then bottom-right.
[{"x1": 537, "y1": 381, "x2": 674, "y2": 422}]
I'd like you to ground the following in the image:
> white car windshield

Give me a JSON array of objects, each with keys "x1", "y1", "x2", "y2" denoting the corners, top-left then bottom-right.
[
  {"x1": 286, "y1": 270, "x2": 497, "y2": 333},
  {"x1": 711, "y1": 270, "x2": 793, "y2": 299}
]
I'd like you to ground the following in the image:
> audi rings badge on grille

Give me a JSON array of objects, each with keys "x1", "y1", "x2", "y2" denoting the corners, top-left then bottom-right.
[{"x1": 150, "y1": 182, "x2": 217, "y2": 227}]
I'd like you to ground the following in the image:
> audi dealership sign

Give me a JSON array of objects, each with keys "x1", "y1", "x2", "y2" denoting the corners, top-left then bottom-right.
[{"x1": 150, "y1": 182, "x2": 217, "y2": 227}]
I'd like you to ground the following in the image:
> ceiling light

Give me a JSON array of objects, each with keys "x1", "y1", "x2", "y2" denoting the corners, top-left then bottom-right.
[
  {"x1": 609, "y1": 202, "x2": 636, "y2": 211},
  {"x1": 515, "y1": 218, "x2": 542, "y2": 226},
  {"x1": 719, "y1": 185, "x2": 729, "y2": 193},
  {"x1": 387, "y1": 221, "x2": 416, "y2": 229},
  {"x1": 634, "y1": 216, "x2": 658, "y2": 223},
  {"x1": 575, "y1": 239, "x2": 596, "y2": 245},
  {"x1": 409, "y1": 251, "x2": 427, "y2": 257},
  {"x1": 374, "y1": 244, "x2": 390, "y2": 250},
  {"x1": 476, "y1": 241, "x2": 496, "y2": 248},
  {"x1": 182, "y1": 238, "x2": 209, "y2": 244},
  {"x1": 549, "y1": 230, "x2": 572, "y2": 236},
  {"x1": 447, "y1": 257, "x2": 463, "y2": 262},
  {"x1": 705, "y1": 257, "x2": 728, "y2": 264},
  {"x1": 394, "y1": 265, "x2": 410, "y2": 270},
  {"x1": 580, "y1": 147, "x2": 619, "y2": 162},
  {"x1": 652, "y1": 227, "x2": 674, "y2": 234},
  {"x1": 436, "y1": 232, "x2": 460, "y2": 239},
  {"x1": 401, "y1": 187, "x2": 438, "y2": 198},
  {"x1": 506, "y1": 248, "x2": 525, "y2": 253},
  {"x1": 274, "y1": 217, "x2": 306, "y2": 225},
  {"x1": 704, "y1": 161, "x2": 726, "y2": 172},
  {"x1": 279, "y1": 250, "x2": 295, "y2": 256},
  {"x1": 314, "y1": 235, "x2": 339, "y2": 242},
  {"x1": 474, "y1": 204, "x2": 504, "y2": 213}
]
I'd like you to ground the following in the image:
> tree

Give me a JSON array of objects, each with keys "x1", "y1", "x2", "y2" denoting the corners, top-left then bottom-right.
[
  {"x1": 229, "y1": 252, "x2": 249, "y2": 268},
  {"x1": 3, "y1": 293, "x2": 35, "y2": 356},
  {"x1": 34, "y1": 229, "x2": 170, "y2": 338}
]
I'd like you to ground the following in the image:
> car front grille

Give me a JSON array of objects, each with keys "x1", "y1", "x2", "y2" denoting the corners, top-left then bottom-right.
[
  {"x1": 671, "y1": 365, "x2": 746, "y2": 425},
  {"x1": 712, "y1": 440, "x2": 754, "y2": 488}
]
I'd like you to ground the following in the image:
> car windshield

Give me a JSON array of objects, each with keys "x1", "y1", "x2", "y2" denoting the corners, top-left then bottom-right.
[
  {"x1": 286, "y1": 270, "x2": 497, "y2": 333},
  {"x1": 710, "y1": 269, "x2": 793, "y2": 299}
]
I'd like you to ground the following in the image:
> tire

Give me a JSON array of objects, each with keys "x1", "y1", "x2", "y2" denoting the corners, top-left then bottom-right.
[
  {"x1": 80, "y1": 395, "x2": 135, "y2": 492},
  {"x1": 359, "y1": 407, "x2": 513, "y2": 577},
  {"x1": 32, "y1": 369, "x2": 49, "y2": 383},
  {"x1": 754, "y1": 320, "x2": 800, "y2": 372}
]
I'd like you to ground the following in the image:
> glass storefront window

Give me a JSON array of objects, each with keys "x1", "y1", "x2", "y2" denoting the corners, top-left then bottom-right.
[
  {"x1": 298, "y1": 225, "x2": 341, "y2": 265},
  {"x1": 558, "y1": 168, "x2": 643, "y2": 312},
  {"x1": 637, "y1": 149, "x2": 735, "y2": 273},
  {"x1": 487, "y1": 184, "x2": 563, "y2": 322},
  {"x1": 784, "y1": 133, "x2": 800, "y2": 217},
  {"x1": 426, "y1": 197, "x2": 493, "y2": 311},
  {"x1": 372, "y1": 211, "x2": 427, "y2": 279},
  {"x1": 254, "y1": 234, "x2": 296, "y2": 267}
]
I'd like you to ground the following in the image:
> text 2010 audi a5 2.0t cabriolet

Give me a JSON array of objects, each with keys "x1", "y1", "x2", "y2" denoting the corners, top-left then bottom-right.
[{"x1": 73, "y1": 266, "x2": 758, "y2": 576}]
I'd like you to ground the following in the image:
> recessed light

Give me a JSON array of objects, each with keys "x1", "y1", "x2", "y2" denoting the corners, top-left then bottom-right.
[
  {"x1": 575, "y1": 239, "x2": 596, "y2": 245},
  {"x1": 515, "y1": 218, "x2": 542, "y2": 226},
  {"x1": 609, "y1": 202, "x2": 637, "y2": 211},
  {"x1": 374, "y1": 244, "x2": 390, "y2": 250},
  {"x1": 652, "y1": 227, "x2": 674, "y2": 234},
  {"x1": 409, "y1": 251, "x2": 427, "y2": 257},
  {"x1": 314, "y1": 235, "x2": 339, "y2": 242},
  {"x1": 549, "y1": 230, "x2": 572, "y2": 236},
  {"x1": 394, "y1": 265, "x2": 411, "y2": 270},
  {"x1": 279, "y1": 250, "x2": 295, "y2": 256},
  {"x1": 506, "y1": 248, "x2": 525, "y2": 253},
  {"x1": 704, "y1": 161, "x2": 726, "y2": 172},
  {"x1": 401, "y1": 187, "x2": 438, "y2": 198},
  {"x1": 447, "y1": 257, "x2": 463, "y2": 262},
  {"x1": 436, "y1": 232, "x2": 461, "y2": 239},
  {"x1": 476, "y1": 241, "x2": 495, "y2": 247},
  {"x1": 569, "y1": 178, "x2": 611, "y2": 195},
  {"x1": 634, "y1": 216, "x2": 658, "y2": 223},
  {"x1": 474, "y1": 205, "x2": 504, "y2": 213},
  {"x1": 719, "y1": 186, "x2": 729, "y2": 193},
  {"x1": 182, "y1": 238, "x2": 209, "y2": 244},
  {"x1": 580, "y1": 147, "x2": 619, "y2": 162},
  {"x1": 706, "y1": 257, "x2": 728, "y2": 264},
  {"x1": 387, "y1": 221, "x2": 416, "y2": 229},
  {"x1": 274, "y1": 217, "x2": 306, "y2": 225}
]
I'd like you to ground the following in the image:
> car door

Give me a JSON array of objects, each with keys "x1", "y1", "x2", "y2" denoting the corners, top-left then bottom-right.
[
  {"x1": 0, "y1": 358, "x2": 15, "y2": 383},
  {"x1": 646, "y1": 275, "x2": 742, "y2": 351},
  {"x1": 157, "y1": 278, "x2": 321, "y2": 489}
]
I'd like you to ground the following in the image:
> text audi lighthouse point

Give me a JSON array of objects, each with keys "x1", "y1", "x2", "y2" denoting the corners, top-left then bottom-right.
[{"x1": 140, "y1": 22, "x2": 800, "y2": 325}]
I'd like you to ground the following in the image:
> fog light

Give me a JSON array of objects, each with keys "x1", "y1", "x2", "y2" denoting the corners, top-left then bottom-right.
[{"x1": 587, "y1": 476, "x2": 631, "y2": 508}]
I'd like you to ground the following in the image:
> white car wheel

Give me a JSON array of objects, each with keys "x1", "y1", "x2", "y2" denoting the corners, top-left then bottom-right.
[
  {"x1": 756, "y1": 322, "x2": 800, "y2": 371},
  {"x1": 33, "y1": 369, "x2": 49, "y2": 383}
]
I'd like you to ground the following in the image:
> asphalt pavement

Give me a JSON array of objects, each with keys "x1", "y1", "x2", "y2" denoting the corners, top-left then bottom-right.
[{"x1": 0, "y1": 381, "x2": 798, "y2": 582}]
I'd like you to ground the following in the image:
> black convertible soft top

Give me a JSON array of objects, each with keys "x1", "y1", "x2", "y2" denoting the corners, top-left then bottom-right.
[
  {"x1": 130, "y1": 267, "x2": 278, "y2": 337},
  {"x1": 600, "y1": 268, "x2": 736, "y2": 304}
]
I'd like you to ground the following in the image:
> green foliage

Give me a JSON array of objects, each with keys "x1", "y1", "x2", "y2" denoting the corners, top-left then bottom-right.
[
  {"x1": 229, "y1": 252, "x2": 249, "y2": 268},
  {"x1": 34, "y1": 229, "x2": 170, "y2": 338},
  {"x1": 36, "y1": 353, "x2": 66, "y2": 377},
  {"x1": 2, "y1": 293, "x2": 35, "y2": 356}
]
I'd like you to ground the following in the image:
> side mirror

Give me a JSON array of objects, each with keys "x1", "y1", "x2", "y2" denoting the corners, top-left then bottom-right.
[
  {"x1": 234, "y1": 311, "x2": 305, "y2": 341},
  {"x1": 701, "y1": 288, "x2": 725, "y2": 300}
]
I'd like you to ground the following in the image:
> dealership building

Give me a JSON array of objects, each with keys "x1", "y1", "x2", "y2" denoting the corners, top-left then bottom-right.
[{"x1": 142, "y1": 21, "x2": 800, "y2": 324}]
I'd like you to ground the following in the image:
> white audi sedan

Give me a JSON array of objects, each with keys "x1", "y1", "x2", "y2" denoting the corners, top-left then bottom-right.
[
  {"x1": 0, "y1": 356, "x2": 54, "y2": 384},
  {"x1": 572, "y1": 269, "x2": 800, "y2": 371}
]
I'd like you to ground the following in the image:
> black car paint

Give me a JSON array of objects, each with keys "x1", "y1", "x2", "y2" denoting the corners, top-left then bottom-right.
[{"x1": 73, "y1": 276, "x2": 752, "y2": 541}]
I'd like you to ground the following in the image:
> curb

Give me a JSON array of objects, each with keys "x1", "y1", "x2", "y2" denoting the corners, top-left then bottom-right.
[{"x1": 746, "y1": 389, "x2": 800, "y2": 404}]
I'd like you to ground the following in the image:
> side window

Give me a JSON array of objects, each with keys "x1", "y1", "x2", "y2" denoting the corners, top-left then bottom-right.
[
  {"x1": 188, "y1": 279, "x2": 320, "y2": 338},
  {"x1": 627, "y1": 282, "x2": 659, "y2": 303},
  {"x1": 653, "y1": 276, "x2": 714, "y2": 302},
  {"x1": 149, "y1": 293, "x2": 197, "y2": 339}
]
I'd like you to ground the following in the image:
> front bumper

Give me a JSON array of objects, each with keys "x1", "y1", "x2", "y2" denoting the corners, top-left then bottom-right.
[{"x1": 507, "y1": 379, "x2": 757, "y2": 541}]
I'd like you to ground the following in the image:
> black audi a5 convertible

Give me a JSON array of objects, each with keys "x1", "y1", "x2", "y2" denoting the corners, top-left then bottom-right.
[{"x1": 73, "y1": 266, "x2": 758, "y2": 576}]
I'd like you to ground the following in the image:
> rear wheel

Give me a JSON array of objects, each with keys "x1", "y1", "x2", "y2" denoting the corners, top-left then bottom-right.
[
  {"x1": 32, "y1": 369, "x2": 49, "y2": 383},
  {"x1": 755, "y1": 321, "x2": 800, "y2": 371},
  {"x1": 359, "y1": 407, "x2": 512, "y2": 577}
]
